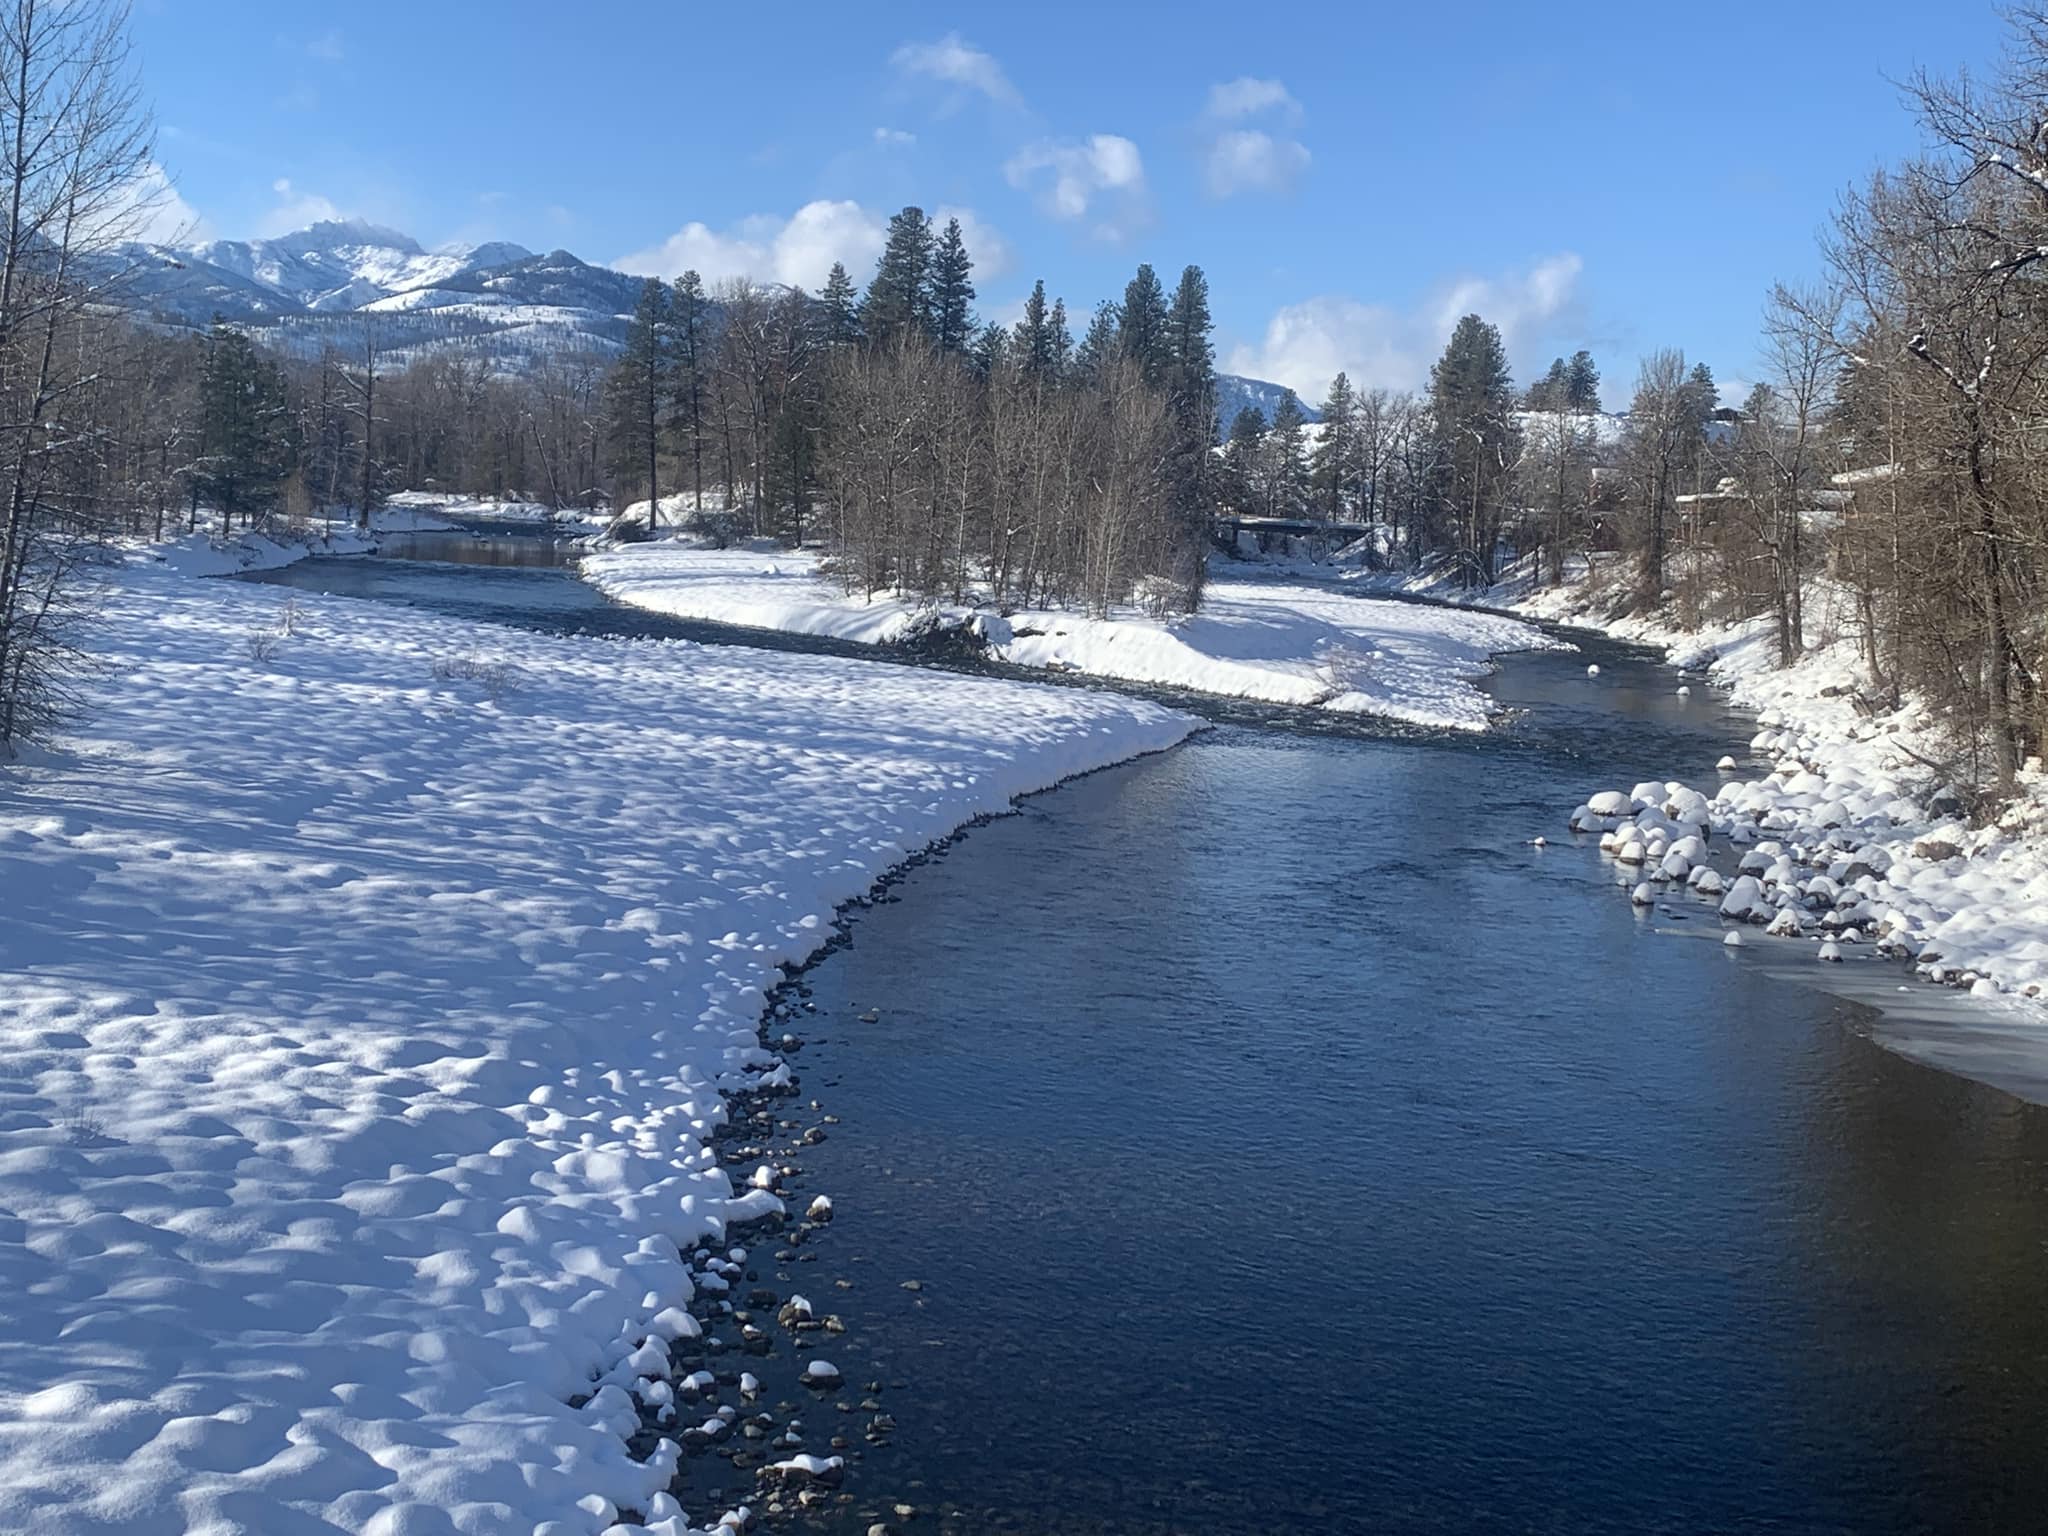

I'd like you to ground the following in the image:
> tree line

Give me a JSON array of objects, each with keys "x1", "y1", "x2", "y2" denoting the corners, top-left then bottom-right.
[{"x1": 598, "y1": 207, "x2": 1221, "y2": 615}]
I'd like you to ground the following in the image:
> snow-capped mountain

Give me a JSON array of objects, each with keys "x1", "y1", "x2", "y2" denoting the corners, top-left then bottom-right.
[
  {"x1": 1216, "y1": 372, "x2": 1322, "y2": 427},
  {"x1": 185, "y1": 220, "x2": 527, "y2": 313},
  {"x1": 99, "y1": 219, "x2": 1304, "y2": 410}
]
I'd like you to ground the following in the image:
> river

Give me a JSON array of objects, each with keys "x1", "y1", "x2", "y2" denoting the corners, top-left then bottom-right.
[{"x1": 248, "y1": 532, "x2": 2048, "y2": 1535}]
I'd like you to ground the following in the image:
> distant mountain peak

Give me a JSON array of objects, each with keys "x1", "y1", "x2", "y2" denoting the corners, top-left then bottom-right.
[{"x1": 274, "y1": 218, "x2": 421, "y2": 255}]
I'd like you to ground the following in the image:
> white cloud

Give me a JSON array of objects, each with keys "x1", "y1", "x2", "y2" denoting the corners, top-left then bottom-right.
[
  {"x1": 306, "y1": 29, "x2": 344, "y2": 61},
  {"x1": 934, "y1": 204, "x2": 1011, "y2": 280},
  {"x1": 258, "y1": 177, "x2": 342, "y2": 237},
  {"x1": 1227, "y1": 254, "x2": 1585, "y2": 398},
  {"x1": 615, "y1": 200, "x2": 1007, "y2": 291},
  {"x1": 1004, "y1": 135, "x2": 1148, "y2": 240},
  {"x1": 107, "y1": 162, "x2": 211, "y2": 246},
  {"x1": 1204, "y1": 129, "x2": 1309, "y2": 197},
  {"x1": 890, "y1": 33, "x2": 1019, "y2": 109},
  {"x1": 1199, "y1": 78, "x2": 1308, "y2": 199},
  {"x1": 873, "y1": 126, "x2": 916, "y2": 147},
  {"x1": 1205, "y1": 77, "x2": 1300, "y2": 122}
]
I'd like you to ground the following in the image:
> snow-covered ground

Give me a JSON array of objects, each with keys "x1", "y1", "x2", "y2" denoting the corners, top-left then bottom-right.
[
  {"x1": 1533, "y1": 576, "x2": 2048, "y2": 1007},
  {"x1": 580, "y1": 541, "x2": 1564, "y2": 732},
  {"x1": 0, "y1": 559, "x2": 1193, "y2": 1534},
  {"x1": 384, "y1": 490, "x2": 607, "y2": 533}
]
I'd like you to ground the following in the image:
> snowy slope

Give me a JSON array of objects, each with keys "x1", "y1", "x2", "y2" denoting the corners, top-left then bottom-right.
[
  {"x1": 580, "y1": 540, "x2": 1564, "y2": 731},
  {"x1": 101, "y1": 220, "x2": 1305, "y2": 397},
  {"x1": 186, "y1": 219, "x2": 534, "y2": 312},
  {"x1": 0, "y1": 561, "x2": 1193, "y2": 1535}
]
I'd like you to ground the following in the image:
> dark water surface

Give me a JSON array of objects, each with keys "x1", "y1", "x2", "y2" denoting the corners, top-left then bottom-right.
[{"x1": 249, "y1": 534, "x2": 2048, "y2": 1534}]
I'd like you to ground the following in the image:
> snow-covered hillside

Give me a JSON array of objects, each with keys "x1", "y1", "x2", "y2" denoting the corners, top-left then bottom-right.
[{"x1": 98, "y1": 219, "x2": 1303, "y2": 403}]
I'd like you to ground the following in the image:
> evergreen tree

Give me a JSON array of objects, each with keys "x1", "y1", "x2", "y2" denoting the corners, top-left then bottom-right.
[
  {"x1": 1047, "y1": 297, "x2": 1074, "y2": 376},
  {"x1": 1014, "y1": 279, "x2": 1056, "y2": 379},
  {"x1": 1115, "y1": 263, "x2": 1171, "y2": 386},
  {"x1": 928, "y1": 217, "x2": 976, "y2": 354},
  {"x1": 1268, "y1": 390, "x2": 1309, "y2": 517},
  {"x1": 972, "y1": 320, "x2": 1009, "y2": 376},
  {"x1": 1221, "y1": 405, "x2": 1267, "y2": 514},
  {"x1": 671, "y1": 270, "x2": 709, "y2": 511},
  {"x1": 1074, "y1": 300, "x2": 1119, "y2": 383},
  {"x1": 1428, "y1": 313, "x2": 1519, "y2": 584},
  {"x1": 1161, "y1": 264, "x2": 1219, "y2": 605},
  {"x1": 1564, "y1": 349, "x2": 1601, "y2": 413},
  {"x1": 1164, "y1": 265, "x2": 1216, "y2": 426},
  {"x1": 607, "y1": 278, "x2": 673, "y2": 525},
  {"x1": 192, "y1": 320, "x2": 293, "y2": 534},
  {"x1": 1312, "y1": 371, "x2": 1359, "y2": 517},
  {"x1": 1526, "y1": 357, "x2": 1570, "y2": 410},
  {"x1": 819, "y1": 262, "x2": 861, "y2": 348},
  {"x1": 861, "y1": 206, "x2": 934, "y2": 345}
]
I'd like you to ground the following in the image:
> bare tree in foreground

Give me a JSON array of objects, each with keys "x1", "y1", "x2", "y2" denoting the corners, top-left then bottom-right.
[{"x1": 0, "y1": 0, "x2": 156, "y2": 751}]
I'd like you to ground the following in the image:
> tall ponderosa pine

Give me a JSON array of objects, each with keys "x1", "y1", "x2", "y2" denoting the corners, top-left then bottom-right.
[
  {"x1": 1014, "y1": 279, "x2": 1058, "y2": 380},
  {"x1": 1221, "y1": 405, "x2": 1266, "y2": 514},
  {"x1": 671, "y1": 270, "x2": 708, "y2": 511},
  {"x1": 1161, "y1": 264, "x2": 1218, "y2": 605},
  {"x1": 819, "y1": 262, "x2": 861, "y2": 348},
  {"x1": 1047, "y1": 297, "x2": 1074, "y2": 375},
  {"x1": 1116, "y1": 264, "x2": 1171, "y2": 386},
  {"x1": 607, "y1": 278, "x2": 672, "y2": 525},
  {"x1": 1312, "y1": 371, "x2": 1358, "y2": 517},
  {"x1": 928, "y1": 218, "x2": 976, "y2": 354},
  {"x1": 1268, "y1": 391, "x2": 1309, "y2": 517},
  {"x1": 1074, "y1": 300, "x2": 1119, "y2": 384},
  {"x1": 1428, "y1": 313, "x2": 1519, "y2": 585},
  {"x1": 1526, "y1": 357, "x2": 1570, "y2": 411},
  {"x1": 1564, "y1": 349, "x2": 1601, "y2": 413},
  {"x1": 861, "y1": 206, "x2": 934, "y2": 345},
  {"x1": 193, "y1": 321, "x2": 294, "y2": 534}
]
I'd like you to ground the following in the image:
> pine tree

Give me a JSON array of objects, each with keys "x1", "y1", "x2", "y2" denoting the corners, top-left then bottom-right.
[
  {"x1": 1268, "y1": 390, "x2": 1309, "y2": 517},
  {"x1": 192, "y1": 320, "x2": 293, "y2": 535},
  {"x1": 861, "y1": 206, "x2": 934, "y2": 345},
  {"x1": 1047, "y1": 297, "x2": 1074, "y2": 376},
  {"x1": 928, "y1": 217, "x2": 976, "y2": 354},
  {"x1": 1014, "y1": 279, "x2": 1056, "y2": 379},
  {"x1": 819, "y1": 262, "x2": 861, "y2": 348},
  {"x1": 607, "y1": 277, "x2": 673, "y2": 526},
  {"x1": 1312, "y1": 371, "x2": 1358, "y2": 517},
  {"x1": 1074, "y1": 300, "x2": 1119, "y2": 384},
  {"x1": 1161, "y1": 264, "x2": 1218, "y2": 605},
  {"x1": 972, "y1": 320, "x2": 1009, "y2": 376},
  {"x1": 671, "y1": 270, "x2": 709, "y2": 511},
  {"x1": 1115, "y1": 264, "x2": 1171, "y2": 386},
  {"x1": 1564, "y1": 349, "x2": 1601, "y2": 413},
  {"x1": 1428, "y1": 313, "x2": 1519, "y2": 584},
  {"x1": 1526, "y1": 357, "x2": 1569, "y2": 411},
  {"x1": 1221, "y1": 405, "x2": 1267, "y2": 516}
]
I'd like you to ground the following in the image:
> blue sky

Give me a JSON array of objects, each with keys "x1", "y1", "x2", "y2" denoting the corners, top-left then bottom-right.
[{"x1": 135, "y1": 0, "x2": 2010, "y2": 402}]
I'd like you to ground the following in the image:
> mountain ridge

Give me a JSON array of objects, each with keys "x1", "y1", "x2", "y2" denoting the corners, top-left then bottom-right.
[{"x1": 102, "y1": 220, "x2": 1308, "y2": 419}]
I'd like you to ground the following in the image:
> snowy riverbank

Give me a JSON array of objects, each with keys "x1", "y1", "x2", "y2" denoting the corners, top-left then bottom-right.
[
  {"x1": 580, "y1": 541, "x2": 1564, "y2": 732},
  {"x1": 0, "y1": 558, "x2": 1194, "y2": 1535},
  {"x1": 1529, "y1": 576, "x2": 2048, "y2": 1007}
]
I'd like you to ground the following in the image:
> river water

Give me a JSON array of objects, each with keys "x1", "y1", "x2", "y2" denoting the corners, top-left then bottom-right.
[{"x1": 248, "y1": 534, "x2": 2048, "y2": 1535}]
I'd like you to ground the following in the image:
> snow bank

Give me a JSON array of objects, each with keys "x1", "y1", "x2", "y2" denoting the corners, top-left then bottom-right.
[
  {"x1": 143, "y1": 524, "x2": 377, "y2": 577},
  {"x1": 0, "y1": 565, "x2": 1194, "y2": 1533},
  {"x1": 1557, "y1": 583, "x2": 2048, "y2": 1006},
  {"x1": 386, "y1": 489, "x2": 606, "y2": 533},
  {"x1": 580, "y1": 542, "x2": 1564, "y2": 732}
]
